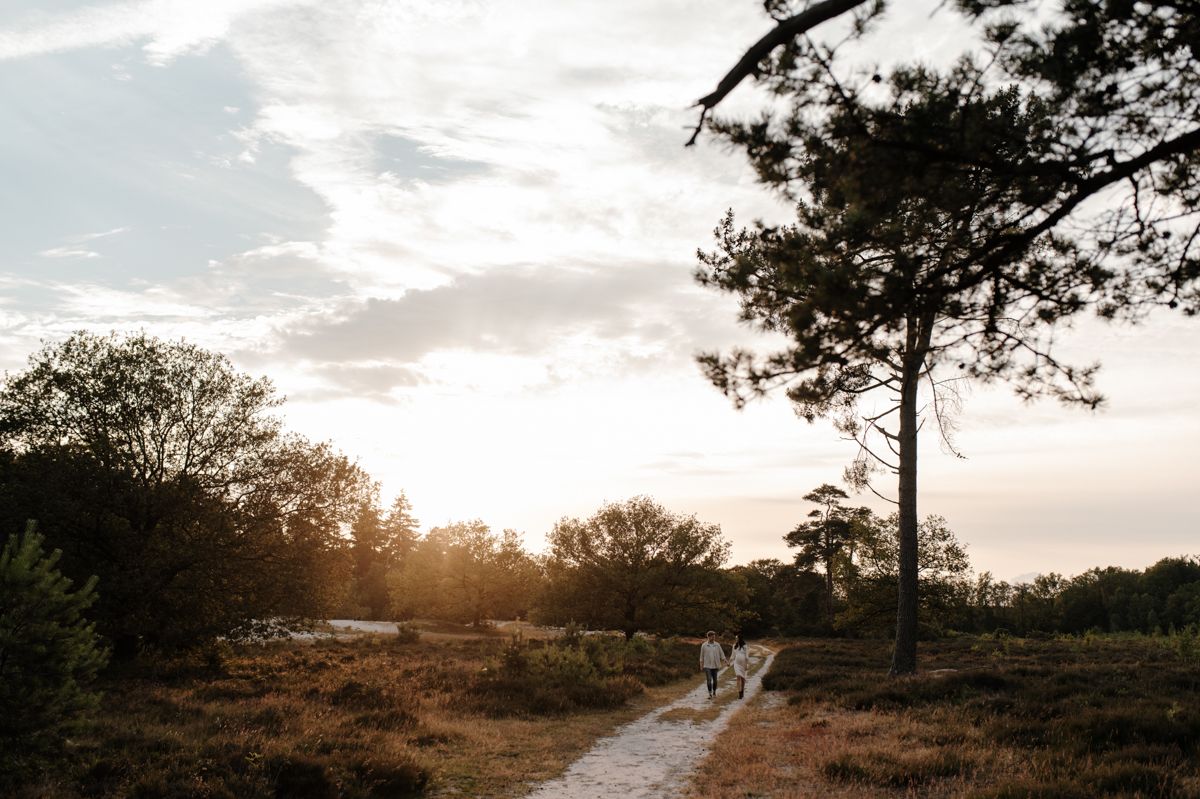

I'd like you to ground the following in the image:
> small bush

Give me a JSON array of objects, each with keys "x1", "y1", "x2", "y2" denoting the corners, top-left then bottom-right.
[
  {"x1": 561, "y1": 620, "x2": 585, "y2": 645},
  {"x1": 327, "y1": 679, "x2": 390, "y2": 710},
  {"x1": 393, "y1": 623, "x2": 421, "y2": 644},
  {"x1": 271, "y1": 755, "x2": 335, "y2": 799},
  {"x1": 472, "y1": 639, "x2": 647, "y2": 716},
  {"x1": 356, "y1": 758, "x2": 429, "y2": 797}
]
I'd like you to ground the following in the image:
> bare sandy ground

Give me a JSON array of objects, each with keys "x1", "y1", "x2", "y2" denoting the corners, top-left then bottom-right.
[{"x1": 523, "y1": 644, "x2": 776, "y2": 799}]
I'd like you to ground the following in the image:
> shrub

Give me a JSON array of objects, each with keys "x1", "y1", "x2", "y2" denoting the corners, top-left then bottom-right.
[
  {"x1": 326, "y1": 678, "x2": 390, "y2": 710},
  {"x1": 471, "y1": 639, "x2": 646, "y2": 716},
  {"x1": 355, "y1": 757, "x2": 429, "y2": 797},
  {"x1": 822, "y1": 750, "x2": 975, "y2": 788},
  {"x1": 393, "y1": 622, "x2": 421, "y2": 644},
  {"x1": 0, "y1": 522, "x2": 108, "y2": 783},
  {"x1": 562, "y1": 620, "x2": 585, "y2": 645},
  {"x1": 271, "y1": 755, "x2": 335, "y2": 799}
]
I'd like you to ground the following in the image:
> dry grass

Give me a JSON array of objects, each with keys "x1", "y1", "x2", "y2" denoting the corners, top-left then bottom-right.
[
  {"x1": 688, "y1": 636, "x2": 1200, "y2": 798},
  {"x1": 16, "y1": 630, "x2": 699, "y2": 798}
]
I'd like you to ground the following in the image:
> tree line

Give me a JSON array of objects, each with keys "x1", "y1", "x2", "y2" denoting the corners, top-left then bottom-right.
[
  {"x1": 5, "y1": 332, "x2": 1199, "y2": 660},
  {"x1": 736, "y1": 483, "x2": 1200, "y2": 639},
  {"x1": 0, "y1": 332, "x2": 740, "y2": 658}
]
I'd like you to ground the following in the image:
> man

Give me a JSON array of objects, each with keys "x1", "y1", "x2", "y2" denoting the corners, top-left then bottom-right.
[{"x1": 699, "y1": 630, "x2": 727, "y2": 698}]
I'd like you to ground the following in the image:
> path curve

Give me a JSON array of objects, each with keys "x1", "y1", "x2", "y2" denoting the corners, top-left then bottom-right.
[{"x1": 524, "y1": 644, "x2": 776, "y2": 799}]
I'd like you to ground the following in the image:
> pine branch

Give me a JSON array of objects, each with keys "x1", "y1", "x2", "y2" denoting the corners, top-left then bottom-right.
[{"x1": 686, "y1": 0, "x2": 872, "y2": 146}]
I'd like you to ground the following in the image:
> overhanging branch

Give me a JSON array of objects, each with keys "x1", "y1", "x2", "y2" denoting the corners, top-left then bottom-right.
[{"x1": 686, "y1": 0, "x2": 871, "y2": 146}]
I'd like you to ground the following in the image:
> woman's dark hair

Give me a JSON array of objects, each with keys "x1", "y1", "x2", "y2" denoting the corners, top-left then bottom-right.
[{"x1": 734, "y1": 634, "x2": 746, "y2": 650}]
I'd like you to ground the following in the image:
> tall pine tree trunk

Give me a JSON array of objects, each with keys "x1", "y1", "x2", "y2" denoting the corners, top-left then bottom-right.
[{"x1": 890, "y1": 314, "x2": 932, "y2": 676}]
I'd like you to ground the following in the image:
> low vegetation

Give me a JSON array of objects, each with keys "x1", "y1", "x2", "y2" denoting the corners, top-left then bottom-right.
[
  {"x1": 14, "y1": 629, "x2": 698, "y2": 798},
  {"x1": 689, "y1": 634, "x2": 1200, "y2": 798}
]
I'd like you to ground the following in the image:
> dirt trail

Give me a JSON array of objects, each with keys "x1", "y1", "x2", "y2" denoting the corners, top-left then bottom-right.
[{"x1": 523, "y1": 644, "x2": 776, "y2": 799}]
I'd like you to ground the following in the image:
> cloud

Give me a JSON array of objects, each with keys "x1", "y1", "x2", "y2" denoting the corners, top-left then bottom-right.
[
  {"x1": 39, "y1": 246, "x2": 100, "y2": 259},
  {"x1": 296, "y1": 362, "x2": 424, "y2": 403},
  {"x1": 79, "y1": 226, "x2": 131, "y2": 240},
  {"x1": 280, "y1": 261, "x2": 675, "y2": 360},
  {"x1": 211, "y1": 0, "x2": 789, "y2": 295},
  {"x1": 0, "y1": 0, "x2": 314, "y2": 65},
  {"x1": 37, "y1": 226, "x2": 131, "y2": 259}
]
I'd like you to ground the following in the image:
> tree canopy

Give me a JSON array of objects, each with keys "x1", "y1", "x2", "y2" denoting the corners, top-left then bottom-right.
[
  {"x1": 390, "y1": 520, "x2": 540, "y2": 626},
  {"x1": 540, "y1": 496, "x2": 739, "y2": 639},
  {"x1": 0, "y1": 331, "x2": 372, "y2": 654},
  {"x1": 346, "y1": 492, "x2": 421, "y2": 620},
  {"x1": 785, "y1": 483, "x2": 870, "y2": 628}
]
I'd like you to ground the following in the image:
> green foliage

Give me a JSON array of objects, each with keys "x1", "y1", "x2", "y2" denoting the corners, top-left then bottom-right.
[
  {"x1": 836, "y1": 513, "x2": 972, "y2": 635},
  {"x1": 470, "y1": 635, "x2": 694, "y2": 717},
  {"x1": 955, "y1": 556, "x2": 1200, "y2": 636},
  {"x1": 785, "y1": 484, "x2": 872, "y2": 629},
  {"x1": 732, "y1": 558, "x2": 826, "y2": 637},
  {"x1": 0, "y1": 332, "x2": 373, "y2": 655},
  {"x1": 344, "y1": 493, "x2": 421, "y2": 621},
  {"x1": 538, "y1": 496, "x2": 741, "y2": 639},
  {"x1": 0, "y1": 523, "x2": 108, "y2": 782},
  {"x1": 388, "y1": 521, "x2": 540, "y2": 625}
]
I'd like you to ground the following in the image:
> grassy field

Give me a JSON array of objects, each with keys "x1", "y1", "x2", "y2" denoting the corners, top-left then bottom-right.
[
  {"x1": 17, "y1": 624, "x2": 699, "y2": 799},
  {"x1": 688, "y1": 634, "x2": 1200, "y2": 798}
]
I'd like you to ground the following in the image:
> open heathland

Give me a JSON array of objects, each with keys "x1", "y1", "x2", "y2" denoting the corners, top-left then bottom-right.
[
  {"x1": 688, "y1": 634, "x2": 1200, "y2": 798},
  {"x1": 13, "y1": 627, "x2": 699, "y2": 798}
]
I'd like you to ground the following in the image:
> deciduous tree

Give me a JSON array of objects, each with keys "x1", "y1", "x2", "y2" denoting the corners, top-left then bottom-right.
[
  {"x1": 0, "y1": 332, "x2": 372, "y2": 654},
  {"x1": 389, "y1": 521, "x2": 539, "y2": 626},
  {"x1": 540, "y1": 496, "x2": 737, "y2": 639},
  {"x1": 838, "y1": 513, "x2": 972, "y2": 635},
  {"x1": 731, "y1": 558, "x2": 826, "y2": 637}
]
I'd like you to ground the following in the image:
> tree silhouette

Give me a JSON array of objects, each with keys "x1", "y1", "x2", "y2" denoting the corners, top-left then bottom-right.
[
  {"x1": 695, "y1": 3, "x2": 1199, "y2": 674},
  {"x1": 541, "y1": 496, "x2": 736, "y2": 640},
  {"x1": 347, "y1": 491, "x2": 421, "y2": 619},
  {"x1": 0, "y1": 332, "x2": 372, "y2": 654},
  {"x1": 785, "y1": 483, "x2": 855, "y2": 627}
]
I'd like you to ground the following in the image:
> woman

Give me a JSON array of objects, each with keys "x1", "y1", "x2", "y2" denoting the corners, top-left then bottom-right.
[{"x1": 731, "y1": 634, "x2": 750, "y2": 699}]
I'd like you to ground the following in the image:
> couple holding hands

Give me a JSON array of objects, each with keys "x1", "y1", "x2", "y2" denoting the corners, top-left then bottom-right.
[{"x1": 699, "y1": 631, "x2": 750, "y2": 699}]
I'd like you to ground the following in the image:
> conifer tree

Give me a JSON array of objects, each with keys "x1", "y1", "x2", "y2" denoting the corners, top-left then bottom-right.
[
  {"x1": 695, "y1": 2, "x2": 1199, "y2": 673},
  {"x1": 0, "y1": 522, "x2": 108, "y2": 779}
]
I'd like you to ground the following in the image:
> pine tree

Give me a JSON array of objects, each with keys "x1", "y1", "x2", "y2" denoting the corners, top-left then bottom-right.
[{"x1": 0, "y1": 521, "x2": 109, "y2": 779}]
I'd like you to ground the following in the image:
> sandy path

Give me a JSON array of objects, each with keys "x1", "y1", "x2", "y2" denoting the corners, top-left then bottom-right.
[{"x1": 524, "y1": 645, "x2": 776, "y2": 799}]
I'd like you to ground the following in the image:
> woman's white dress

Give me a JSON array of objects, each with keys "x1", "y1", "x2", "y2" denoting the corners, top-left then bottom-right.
[{"x1": 732, "y1": 645, "x2": 749, "y2": 678}]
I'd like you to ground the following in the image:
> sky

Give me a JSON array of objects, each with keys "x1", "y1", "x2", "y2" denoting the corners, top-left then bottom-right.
[{"x1": 1, "y1": 1, "x2": 1197, "y2": 582}]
